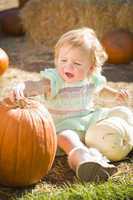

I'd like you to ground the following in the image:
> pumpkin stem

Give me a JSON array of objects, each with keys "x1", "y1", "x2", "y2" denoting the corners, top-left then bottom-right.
[
  {"x1": 2, "y1": 97, "x2": 33, "y2": 109},
  {"x1": 16, "y1": 98, "x2": 28, "y2": 108}
]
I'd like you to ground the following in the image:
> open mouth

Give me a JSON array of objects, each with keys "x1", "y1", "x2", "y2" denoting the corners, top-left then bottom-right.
[{"x1": 65, "y1": 72, "x2": 74, "y2": 78}]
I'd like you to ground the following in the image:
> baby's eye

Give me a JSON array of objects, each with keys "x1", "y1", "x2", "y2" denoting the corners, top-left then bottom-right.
[
  {"x1": 74, "y1": 62, "x2": 81, "y2": 66},
  {"x1": 61, "y1": 59, "x2": 67, "y2": 62}
]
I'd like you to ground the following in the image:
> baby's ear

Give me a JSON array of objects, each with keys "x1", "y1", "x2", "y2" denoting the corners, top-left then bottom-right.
[{"x1": 89, "y1": 65, "x2": 95, "y2": 72}]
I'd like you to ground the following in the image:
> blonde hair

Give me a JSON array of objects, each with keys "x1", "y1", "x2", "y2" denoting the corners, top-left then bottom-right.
[{"x1": 54, "y1": 27, "x2": 108, "y2": 73}]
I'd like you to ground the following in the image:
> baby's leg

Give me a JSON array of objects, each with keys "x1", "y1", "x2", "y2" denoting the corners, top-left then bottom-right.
[
  {"x1": 108, "y1": 106, "x2": 133, "y2": 125},
  {"x1": 58, "y1": 130, "x2": 117, "y2": 182},
  {"x1": 57, "y1": 130, "x2": 84, "y2": 154}
]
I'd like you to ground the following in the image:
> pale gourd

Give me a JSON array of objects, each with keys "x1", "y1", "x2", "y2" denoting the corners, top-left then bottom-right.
[{"x1": 85, "y1": 117, "x2": 133, "y2": 161}]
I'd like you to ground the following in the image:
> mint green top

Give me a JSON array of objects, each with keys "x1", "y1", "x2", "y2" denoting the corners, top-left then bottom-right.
[{"x1": 40, "y1": 68, "x2": 108, "y2": 136}]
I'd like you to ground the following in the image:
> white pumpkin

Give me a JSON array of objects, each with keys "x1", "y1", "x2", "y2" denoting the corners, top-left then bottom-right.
[
  {"x1": 85, "y1": 117, "x2": 133, "y2": 161},
  {"x1": 108, "y1": 106, "x2": 133, "y2": 126}
]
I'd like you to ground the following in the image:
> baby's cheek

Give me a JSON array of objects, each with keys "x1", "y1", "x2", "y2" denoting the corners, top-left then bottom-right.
[
  {"x1": 77, "y1": 69, "x2": 85, "y2": 79},
  {"x1": 46, "y1": 84, "x2": 51, "y2": 97},
  {"x1": 78, "y1": 74, "x2": 83, "y2": 79},
  {"x1": 58, "y1": 67, "x2": 64, "y2": 77}
]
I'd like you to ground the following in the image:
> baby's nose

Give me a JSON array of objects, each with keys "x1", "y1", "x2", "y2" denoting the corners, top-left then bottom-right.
[{"x1": 66, "y1": 62, "x2": 74, "y2": 70}]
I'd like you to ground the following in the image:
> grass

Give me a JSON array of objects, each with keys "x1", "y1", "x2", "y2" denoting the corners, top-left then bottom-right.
[
  {"x1": 17, "y1": 175, "x2": 133, "y2": 200},
  {"x1": 0, "y1": 153, "x2": 132, "y2": 200}
]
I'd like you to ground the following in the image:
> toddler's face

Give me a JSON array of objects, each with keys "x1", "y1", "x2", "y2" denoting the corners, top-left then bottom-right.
[{"x1": 56, "y1": 44, "x2": 93, "y2": 83}]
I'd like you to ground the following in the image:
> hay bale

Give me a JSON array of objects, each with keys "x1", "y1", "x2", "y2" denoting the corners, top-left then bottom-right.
[
  {"x1": 21, "y1": 0, "x2": 133, "y2": 48},
  {"x1": 19, "y1": 0, "x2": 30, "y2": 8},
  {"x1": 117, "y1": 3, "x2": 133, "y2": 31}
]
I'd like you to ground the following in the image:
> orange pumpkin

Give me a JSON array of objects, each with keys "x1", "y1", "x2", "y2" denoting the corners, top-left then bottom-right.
[
  {"x1": 0, "y1": 8, "x2": 25, "y2": 36},
  {"x1": 0, "y1": 48, "x2": 9, "y2": 75},
  {"x1": 102, "y1": 29, "x2": 133, "y2": 64},
  {"x1": 0, "y1": 97, "x2": 57, "y2": 187}
]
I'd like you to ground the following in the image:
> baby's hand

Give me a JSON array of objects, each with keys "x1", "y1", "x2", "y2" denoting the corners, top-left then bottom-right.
[
  {"x1": 115, "y1": 89, "x2": 129, "y2": 103},
  {"x1": 10, "y1": 83, "x2": 26, "y2": 101}
]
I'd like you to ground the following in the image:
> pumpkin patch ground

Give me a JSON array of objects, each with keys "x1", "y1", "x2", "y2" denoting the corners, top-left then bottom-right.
[
  {"x1": 0, "y1": 34, "x2": 132, "y2": 198},
  {"x1": 0, "y1": 0, "x2": 133, "y2": 200}
]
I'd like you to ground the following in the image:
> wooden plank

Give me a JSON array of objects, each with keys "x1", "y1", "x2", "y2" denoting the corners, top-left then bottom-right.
[{"x1": 0, "y1": 0, "x2": 19, "y2": 12}]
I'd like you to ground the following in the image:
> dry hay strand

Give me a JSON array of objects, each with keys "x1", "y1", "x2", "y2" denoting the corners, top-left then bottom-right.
[{"x1": 21, "y1": 0, "x2": 133, "y2": 47}]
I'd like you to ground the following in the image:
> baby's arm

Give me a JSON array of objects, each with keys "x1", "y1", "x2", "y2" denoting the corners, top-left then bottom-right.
[
  {"x1": 12, "y1": 78, "x2": 50, "y2": 99},
  {"x1": 24, "y1": 79, "x2": 50, "y2": 97},
  {"x1": 99, "y1": 86, "x2": 118, "y2": 98},
  {"x1": 99, "y1": 86, "x2": 128, "y2": 102}
]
